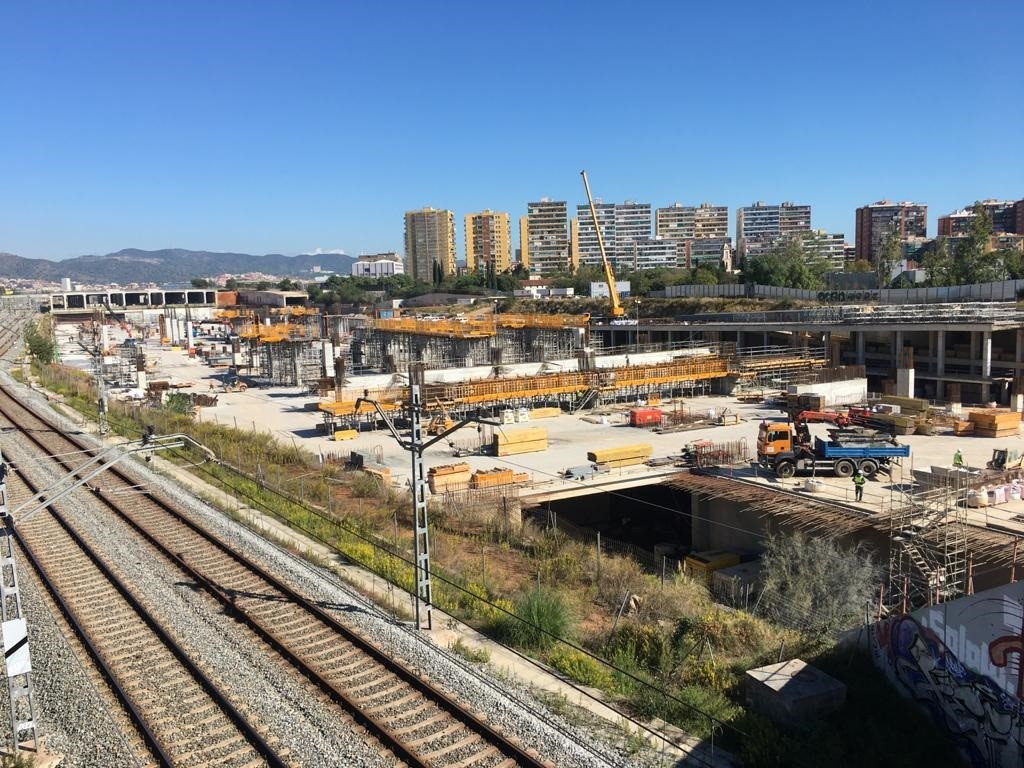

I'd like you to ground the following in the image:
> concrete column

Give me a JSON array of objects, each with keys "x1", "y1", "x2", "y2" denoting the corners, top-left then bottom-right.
[
  {"x1": 856, "y1": 331, "x2": 865, "y2": 366},
  {"x1": 970, "y1": 332, "x2": 979, "y2": 374},
  {"x1": 762, "y1": 331, "x2": 769, "y2": 349},
  {"x1": 937, "y1": 330, "x2": 946, "y2": 376},
  {"x1": 983, "y1": 330, "x2": 992, "y2": 378},
  {"x1": 185, "y1": 321, "x2": 194, "y2": 350},
  {"x1": 893, "y1": 330, "x2": 903, "y2": 370},
  {"x1": 1016, "y1": 329, "x2": 1024, "y2": 369}
]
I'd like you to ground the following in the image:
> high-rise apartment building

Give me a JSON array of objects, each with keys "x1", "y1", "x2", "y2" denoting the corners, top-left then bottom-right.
[
  {"x1": 938, "y1": 200, "x2": 1020, "y2": 237},
  {"x1": 631, "y1": 238, "x2": 678, "y2": 271},
  {"x1": 736, "y1": 202, "x2": 812, "y2": 262},
  {"x1": 800, "y1": 231, "x2": 848, "y2": 271},
  {"x1": 518, "y1": 215, "x2": 530, "y2": 270},
  {"x1": 464, "y1": 210, "x2": 510, "y2": 273},
  {"x1": 655, "y1": 203, "x2": 728, "y2": 240},
  {"x1": 574, "y1": 201, "x2": 652, "y2": 270},
  {"x1": 685, "y1": 237, "x2": 733, "y2": 271},
  {"x1": 854, "y1": 201, "x2": 928, "y2": 263},
  {"x1": 655, "y1": 202, "x2": 729, "y2": 269},
  {"x1": 404, "y1": 207, "x2": 456, "y2": 283},
  {"x1": 524, "y1": 199, "x2": 569, "y2": 275}
]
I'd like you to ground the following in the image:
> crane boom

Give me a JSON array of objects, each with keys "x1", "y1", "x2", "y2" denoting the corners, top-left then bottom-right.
[{"x1": 580, "y1": 170, "x2": 624, "y2": 317}]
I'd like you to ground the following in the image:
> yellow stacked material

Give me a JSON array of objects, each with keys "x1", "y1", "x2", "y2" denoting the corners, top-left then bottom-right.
[
  {"x1": 428, "y1": 463, "x2": 471, "y2": 493},
  {"x1": 587, "y1": 444, "x2": 652, "y2": 468},
  {"x1": 333, "y1": 429, "x2": 358, "y2": 441},
  {"x1": 513, "y1": 471, "x2": 531, "y2": 485},
  {"x1": 363, "y1": 466, "x2": 391, "y2": 484},
  {"x1": 647, "y1": 396, "x2": 661, "y2": 406},
  {"x1": 953, "y1": 421, "x2": 975, "y2": 435},
  {"x1": 880, "y1": 395, "x2": 930, "y2": 415},
  {"x1": 495, "y1": 427, "x2": 548, "y2": 456},
  {"x1": 529, "y1": 407, "x2": 561, "y2": 420},
  {"x1": 431, "y1": 462, "x2": 471, "y2": 475},
  {"x1": 319, "y1": 400, "x2": 401, "y2": 416},
  {"x1": 470, "y1": 468, "x2": 517, "y2": 489},
  {"x1": 968, "y1": 410, "x2": 1021, "y2": 438}
]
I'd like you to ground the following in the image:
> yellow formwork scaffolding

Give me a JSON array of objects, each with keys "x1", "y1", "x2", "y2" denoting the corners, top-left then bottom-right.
[
  {"x1": 238, "y1": 321, "x2": 319, "y2": 342},
  {"x1": 319, "y1": 356, "x2": 730, "y2": 416},
  {"x1": 370, "y1": 312, "x2": 590, "y2": 339}
]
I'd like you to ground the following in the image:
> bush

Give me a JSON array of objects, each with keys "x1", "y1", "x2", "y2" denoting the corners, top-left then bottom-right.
[
  {"x1": 594, "y1": 554, "x2": 647, "y2": 607},
  {"x1": 607, "y1": 623, "x2": 671, "y2": 676},
  {"x1": 349, "y1": 471, "x2": 384, "y2": 498},
  {"x1": 449, "y1": 637, "x2": 490, "y2": 664},
  {"x1": 548, "y1": 646, "x2": 614, "y2": 689},
  {"x1": 491, "y1": 586, "x2": 574, "y2": 651}
]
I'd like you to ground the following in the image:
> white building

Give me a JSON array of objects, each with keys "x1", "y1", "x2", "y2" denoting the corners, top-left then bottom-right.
[
  {"x1": 590, "y1": 280, "x2": 631, "y2": 299},
  {"x1": 351, "y1": 253, "x2": 404, "y2": 278}
]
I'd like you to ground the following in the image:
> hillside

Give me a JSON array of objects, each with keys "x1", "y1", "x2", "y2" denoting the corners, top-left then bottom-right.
[{"x1": 0, "y1": 248, "x2": 356, "y2": 284}]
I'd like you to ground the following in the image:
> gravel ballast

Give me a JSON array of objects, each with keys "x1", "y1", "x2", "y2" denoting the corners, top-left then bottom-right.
[{"x1": 0, "y1": 370, "x2": 658, "y2": 767}]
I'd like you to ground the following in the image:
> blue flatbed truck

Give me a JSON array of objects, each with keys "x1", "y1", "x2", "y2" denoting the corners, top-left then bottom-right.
[{"x1": 756, "y1": 421, "x2": 910, "y2": 478}]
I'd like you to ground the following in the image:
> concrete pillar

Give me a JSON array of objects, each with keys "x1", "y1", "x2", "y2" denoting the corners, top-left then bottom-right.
[
  {"x1": 983, "y1": 330, "x2": 992, "y2": 378},
  {"x1": 893, "y1": 330, "x2": 903, "y2": 370},
  {"x1": 100, "y1": 324, "x2": 110, "y2": 354},
  {"x1": 937, "y1": 330, "x2": 946, "y2": 376},
  {"x1": 185, "y1": 321, "x2": 194, "y2": 350},
  {"x1": 856, "y1": 331, "x2": 865, "y2": 366},
  {"x1": 762, "y1": 331, "x2": 769, "y2": 349},
  {"x1": 970, "y1": 332, "x2": 979, "y2": 374}
]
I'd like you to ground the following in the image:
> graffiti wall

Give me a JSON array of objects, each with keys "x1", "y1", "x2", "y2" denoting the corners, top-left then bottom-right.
[{"x1": 871, "y1": 582, "x2": 1024, "y2": 767}]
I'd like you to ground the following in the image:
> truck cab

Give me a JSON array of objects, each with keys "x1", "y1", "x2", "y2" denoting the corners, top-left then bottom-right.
[{"x1": 757, "y1": 421, "x2": 797, "y2": 458}]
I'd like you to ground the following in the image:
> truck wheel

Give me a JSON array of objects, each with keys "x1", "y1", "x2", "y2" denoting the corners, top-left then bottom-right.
[
  {"x1": 860, "y1": 459, "x2": 879, "y2": 476},
  {"x1": 834, "y1": 459, "x2": 855, "y2": 477},
  {"x1": 775, "y1": 460, "x2": 796, "y2": 478}
]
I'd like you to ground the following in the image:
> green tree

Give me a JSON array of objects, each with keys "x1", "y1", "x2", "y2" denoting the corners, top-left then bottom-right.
[
  {"x1": 743, "y1": 236, "x2": 828, "y2": 289},
  {"x1": 760, "y1": 532, "x2": 878, "y2": 637},
  {"x1": 1001, "y1": 248, "x2": 1024, "y2": 280},
  {"x1": 255, "y1": 281, "x2": 270, "y2": 291},
  {"x1": 847, "y1": 258, "x2": 873, "y2": 274},
  {"x1": 876, "y1": 230, "x2": 902, "y2": 289},
  {"x1": 224, "y1": 277, "x2": 239, "y2": 291},
  {"x1": 691, "y1": 266, "x2": 719, "y2": 285},
  {"x1": 163, "y1": 392, "x2": 193, "y2": 415},
  {"x1": 277, "y1": 278, "x2": 301, "y2": 291},
  {"x1": 190, "y1": 277, "x2": 211, "y2": 288},
  {"x1": 24, "y1": 319, "x2": 55, "y2": 364},
  {"x1": 953, "y1": 202, "x2": 1001, "y2": 283},
  {"x1": 920, "y1": 237, "x2": 956, "y2": 286}
]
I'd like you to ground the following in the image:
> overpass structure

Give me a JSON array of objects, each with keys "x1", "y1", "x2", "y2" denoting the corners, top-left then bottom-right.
[{"x1": 48, "y1": 288, "x2": 219, "y2": 315}]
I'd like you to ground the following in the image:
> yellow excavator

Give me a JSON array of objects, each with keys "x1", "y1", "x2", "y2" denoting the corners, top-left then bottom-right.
[{"x1": 580, "y1": 170, "x2": 625, "y2": 318}]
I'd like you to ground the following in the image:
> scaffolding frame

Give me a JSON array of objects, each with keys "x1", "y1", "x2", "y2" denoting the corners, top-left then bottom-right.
[{"x1": 887, "y1": 468, "x2": 969, "y2": 613}]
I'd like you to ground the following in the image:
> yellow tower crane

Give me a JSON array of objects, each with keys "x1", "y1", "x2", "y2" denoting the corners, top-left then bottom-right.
[{"x1": 580, "y1": 170, "x2": 624, "y2": 318}]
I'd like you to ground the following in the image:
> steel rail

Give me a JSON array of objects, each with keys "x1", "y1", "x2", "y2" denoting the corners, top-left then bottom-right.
[
  {"x1": 0, "y1": 383, "x2": 552, "y2": 768},
  {"x1": 2, "y1": 447, "x2": 287, "y2": 768}
]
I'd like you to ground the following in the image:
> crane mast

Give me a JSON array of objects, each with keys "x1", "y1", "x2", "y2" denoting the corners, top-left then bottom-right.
[{"x1": 579, "y1": 170, "x2": 624, "y2": 318}]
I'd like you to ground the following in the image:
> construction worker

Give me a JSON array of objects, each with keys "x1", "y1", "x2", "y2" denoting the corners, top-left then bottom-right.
[
  {"x1": 853, "y1": 469, "x2": 866, "y2": 502},
  {"x1": 953, "y1": 449, "x2": 964, "y2": 468}
]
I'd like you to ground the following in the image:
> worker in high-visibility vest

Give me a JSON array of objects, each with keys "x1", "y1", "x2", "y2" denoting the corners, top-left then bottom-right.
[
  {"x1": 852, "y1": 469, "x2": 866, "y2": 502},
  {"x1": 953, "y1": 449, "x2": 964, "y2": 468}
]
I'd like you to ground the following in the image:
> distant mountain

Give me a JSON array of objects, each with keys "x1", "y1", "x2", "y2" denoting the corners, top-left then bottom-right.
[{"x1": 0, "y1": 248, "x2": 356, "y2": 284}]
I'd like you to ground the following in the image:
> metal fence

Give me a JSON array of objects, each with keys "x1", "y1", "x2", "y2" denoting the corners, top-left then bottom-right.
[{"x1": 654, "y1": 278, "x2": 1024, "y2": 305}]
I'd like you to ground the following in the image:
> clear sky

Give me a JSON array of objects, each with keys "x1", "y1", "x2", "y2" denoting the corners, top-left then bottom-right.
[{"x1": 2, "y1": 1, "x2": 1022, "y2": 262}]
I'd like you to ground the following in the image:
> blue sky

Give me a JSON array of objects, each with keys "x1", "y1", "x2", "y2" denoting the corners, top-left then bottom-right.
[{"x1": 2, "y1": 1, "x2": 1021, "y2": 262}]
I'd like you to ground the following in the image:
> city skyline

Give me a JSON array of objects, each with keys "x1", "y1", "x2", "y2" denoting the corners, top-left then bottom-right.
[{"x1": 2, "y1": 2, "x2": 1021, "y2": 262}]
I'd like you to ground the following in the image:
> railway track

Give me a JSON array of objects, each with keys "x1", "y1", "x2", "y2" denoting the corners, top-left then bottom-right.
[
  {"x1": 0, "y1": 383, "x2": 554, "y2": 768},
  {"x1": 3, "y1": 441, "x2": 289, "y2": 768}
]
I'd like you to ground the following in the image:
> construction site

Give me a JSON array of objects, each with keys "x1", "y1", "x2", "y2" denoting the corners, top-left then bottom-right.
[{"x1": 30, "y1": 262, "x2": 1024, "y2": 768}]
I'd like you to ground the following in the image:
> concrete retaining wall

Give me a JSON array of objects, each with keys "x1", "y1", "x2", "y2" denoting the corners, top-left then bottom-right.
[{"x1": 869, "y1": 582, "x2": 1024, "y2": 767}]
